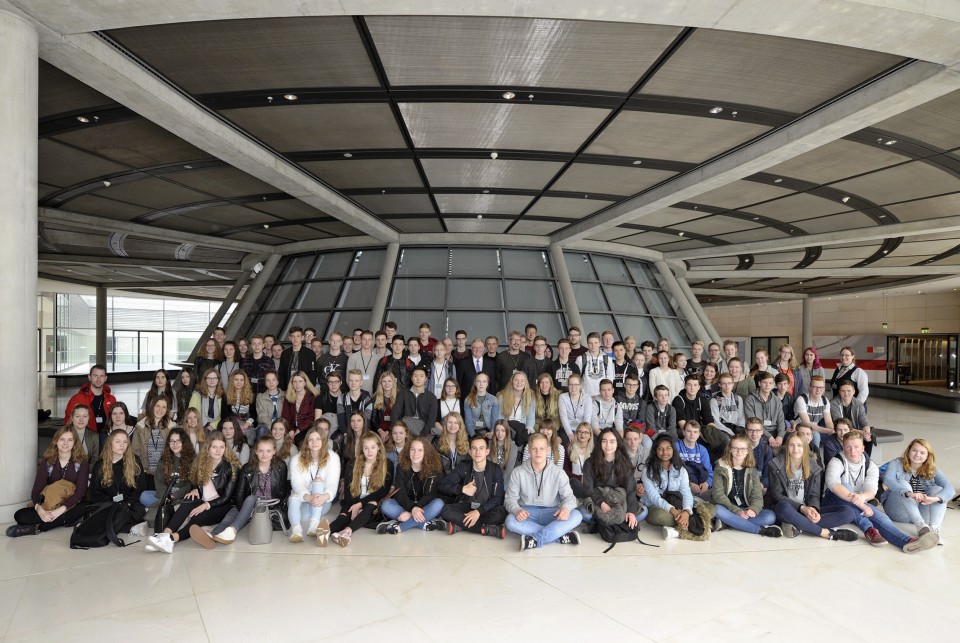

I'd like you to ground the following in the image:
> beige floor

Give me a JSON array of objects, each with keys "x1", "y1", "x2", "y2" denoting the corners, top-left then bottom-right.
[{"x1": 4, "y1": 392, "x2": 958, "y2": 642}]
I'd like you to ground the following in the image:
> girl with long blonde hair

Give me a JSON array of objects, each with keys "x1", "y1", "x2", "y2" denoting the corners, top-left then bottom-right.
[
  {"x1": 882, "y1": 438, "x2": 955, "y2": 538},
  {"x1": 288, "y1": 426, "x2": 339, "y2": 544},
  {"x1": 497, "y1": 371, "x2": 536, "y2": 444},
  {"x1": 329, "y1": 432, "x2": 393, "y2": 547},
  {"x1": 432, "y1": 412, "x2": 469, "y2": 474}
]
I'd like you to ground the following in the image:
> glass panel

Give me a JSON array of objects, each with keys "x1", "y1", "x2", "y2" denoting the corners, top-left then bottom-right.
[
  {"x1": 591, "y1": 255, "x2": 632, "y2": 284},
  {"x1": 329, "y1": 311, "x2": 373, "y2": 336},
  {"x1": 447, "y1": 311, "x2": 506, "y2": 344},
  {"x1": 396, "y1": 248, "x2": 450, "y2": 276},
  {"x1": 337, "y1": 279, "x2": 380, "y2": 308},
  {"x1": 580, "y1": 313, "x2": 618, "y2": 338},
  {"x1": 250, "y1": 313, "x2": 289, "y2": 338},
  {"x1": 626, "y1": 259, "x2": 659, "y2": 288},
  {"x1": 616, "y1": 315, "x2": 660, "y2": 344},
  {"x1": 111, "y1": 330, "x2": 138, "y2": 372},
  {"x1": 507, "y1": 312, "x2": 565, "y2": 344},
  {"x1": 298, "y1": 281, "x2": 341, "y2": 309},
  {"x1": 501, "y1": 249, "x2": 552, "y2": 278},
  {"x1": 280, "y1": 255, "x2": 316, "y2": 282},
  {"x1": 112, "y1": 297, "x2": 164, "y2": 331},
  {"x1": 448, "y1": 279, "x2": 503, "y2": 308},
  {"x1": 390, "y1": 278, "x2": 446, "y2": 309},
  {"x1": 602, "y1": 284, "x2": 648, "y2": 313},
  {"x1": 310, "y1": 252, "x2": 352, "y2": 279},
  {"x1": 564, "y1": 252, "x2": 596, "y2": 280},
  {"x1": 348, "y1": 249, "x2": 387, "y2": 277},
  {"x1": 572, "y1": 282, "x2": 609, "y2": 311},
  {"x1": 656, "y1": 317, "x2": 691, "y2": 348},
  {"x1": 383, "y1": 310, "x2": 447, "y2": 339},
  {"x1": 286, "y1": 312, "x2": 330, "y2": 339},
  {"x1": 450, "y1": 248, "x2": 501, "y2": 277},
  {"x1": 263, "y1": 283, "x2": 302, "y2": 311},
  {"x1": 639, "y1": 288, "x2": 673, "y2": 316},
  {"x1": 504, "y1": 281, "x2": 559, "y2": 309},
  {"x1": 139, "y1": 331, "x2": 163, "y2": 371}
]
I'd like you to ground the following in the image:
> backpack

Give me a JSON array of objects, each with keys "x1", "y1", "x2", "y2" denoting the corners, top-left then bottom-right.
[
  {"x1": 589, "y1": 486, "x2": 654, "y2": 552},
  {"x1": 70, "y1": 501, "x2": 144, "y2": 549}
]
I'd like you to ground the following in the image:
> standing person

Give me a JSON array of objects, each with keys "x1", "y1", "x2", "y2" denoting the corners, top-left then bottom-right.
[
  {"x1": 337, "y1": 369, "x2": 373, "y2": 432},
  {"x1": 490, "y1": 421, "x2": 519, "y2": 485},
  {"x1": 711, "y1": 435, "x2": 781, "y2": 537},
  {"x1": 591, "y1": 379, "x2": 623, "y2": 435},
  {"x1": 822, "y1": 431, "x2": 938, "y2": 553},
  {"x1": 193, "y1": 340, "x2": 222, "y2": 389},
  {"x1": 236, "y1": 337, "x2": 249, "y2": 360},
  {"x1": 64, "y1": 364, "x2": 117, "y2": 448},
  {"x1": 882, "y1": 439, "x2": 954, "y2": 539},
  {"x1": 527, "y1": 336, "x2": 553, "y2": 382},
  {"x1": 750, "y1": 349, "x2": 778, "y2": 385},
  {"x1": 451, "y1": 330, "x2": 471, "y2": 363},
  {"x1": 707, "y1": 342, "x2": 726, "y2": 375},
  {"x1": 436, "y1": 379, "x2": 462, "y2": 434},
  {"x1": 710, "y1": 373, "x2": 745, "y2": 439},
  {"x1": 281, "y1": 371, "x2": 318, "y2": 443},
  {"x1": 687, "y1": 341, "x2": 707, "y2": 379},
  {"x1": 240, "y1": 335, "x2": 273, "y2": 394},
  {"x1": 407, "y1": 366, "x2": 439, "y2": 437},
  {"x1": 580, "y1": 428, "x2": 647, "y2": 530},
  {"x1": 774, "y1": 344, "x2": 800, "y2": 397},
  {"x1": 767, "y1": 433, "x2": 859, "y2": 541},
  {"x1": 417, "y1": 323, "x2": 438, "y2": 357},
  {"x1": 548, "y1": 338, "x2": 580, "y2": 393},
  {"x1": 6, "y1": 427, "x2": 90, "y2": 537},
  {"x1": 796, "y1": 346, "x2": 826, "y2": 399},
  {"x1": 457, "y1": 338, "x2": 497, "y2": 405},
  {"x1": 145, "y1": 431, "x2": 241, "y2": 554},
  {"x1": 220, "y1": 418, "x2": 251, "y2": 467},
  {"x1": 463, "y1": 372, "x2": 499, "y2": 438},
  {"x1": 745, "y1": 372, "x2": 786, "y2": 448},
  {"x1": 373, "y1": 330, "x2": 389, "y2": 359},
  {"x1": 173, "y1": 368, "x2": 195, "y2": 422},
  {"x1": 829, "y1": 346, "x2": 870, "y2": 405},
  {"x1": 495, "y1": 331, "x2": 534, "y2": 392},
  {"x1": 558, "y1": 374, "x2": 592, "y2": 445},
  {"x1": 139, "y1": 369, "x2": 177, "y2": 421},
  {"x1": 287, "y1": 427, "x2": 339, "y2": 544},
  {"x1": 497, "y1": 372, "x2": 537, "y2": 446},
  {"x1": 217, "y1": 341, "x2": 240, "y2": 391},
  {"x1": 439, "y1": 434, "x2": 507, "y2": 538},
  {"x1": 649, "y1": 350, "x2": 684, "y2": 401},
  {"x1": 616, "y1": 374, "x2": 646, "y2": 434},
  {"x1": 374, "y1": 336, "x2": 410, "y2": 390},
  {"x1": 534, "y1": 373, "x2": 561, "y2": 432},
  {"x1": 520, "y1": 420, "x2": 566, "y2": 469},
  {"x1": 329, "y1": 432, "x2": 394, "y2": 547},
  {"x1": 315, "y1": 331, "x2": 349, "y2": 390},
  {"x1": 179, "y1": 407, "x2": 205, "y2": 451},
  {"x1": 576, "y1": 332, "x2": 613, "y2": 398},
  {"x1": 610, "y1": 341, "x2": 638, "y2": 394},
  {"x1": 278, "y1": 327, "x2": 316, "y2": 391},
  {"x1": 190, "y1": 368, "x2": 225, "y2": 434},
  {"x1": 505, "y1": 432, "x2": 583, "y2": 550},
  {"x1": 699, "y1": 363, "x2": 720, "y2": 399},
  {"x1": 644, "y1": 385, "x2": 678, "y2": 442},
  {"x1": 347, "y1": 330, "x2": 379, "y2": 393},
  {"x1": 567, "y1": 326, "x2": 587, "y2": 363},
  {"x1": 425, "y1": 342, "x2": 456, "y2": 400},
  {"x1": 830, "y1": 381, "x2": 874, "y2": 456},
  {"x1": 484, "y1": 336, "x2": 500, "y2": 362},
  {"x1": 377, "y1": 437, "x2": 445, "y2": 534},
  {"x1": 728, "y1": 358, "x2": 756, "y2": 398},
  {"x1": 370, "y1": 371, "x2": 415, "y2": 441}
]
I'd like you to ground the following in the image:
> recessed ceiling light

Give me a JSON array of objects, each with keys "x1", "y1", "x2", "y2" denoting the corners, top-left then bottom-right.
[
  {"x1": 745, "y1": 258, "x2": 752, "y2": 262},
  {"x1": 490, "y1": 152, "x2": 498, "y2": 159},
  {"x1": 584, "y1": 194, "x2": 589, "y2": 199},
  {"x1": 502, "y1": 91, "x2": 516, "y2": 100},
  {"x1": 709, "y1": 106, "x2": 723, "y2": 114},
  {"x1": 882, "y1": 250, "x2": 889, "y2": 254},
  {"x1": 267, "y1": 96, "x2": 274, "y2": 103},
  {"x1": 263, "y1": 224, "x2": 270, "y2": 229},
  {"x1": 773, "y1": 178, "x2": 782, "y2": 183},
  {"x1": 799, "y1": 281, "x2": 803, "y2": 284},
  {"x1": 283, "y1": 94, "x2": 298, "y2": 101},
  {"x1": 841, "y1": 196, "x2": 850, "y2": 203},
  {"x1": 102, "y1": 180, "x2": 111, "y2": 187},
  {"x1": 343, "y1": 152, "x2": 353, "y2": 158},
  {"x1": 752, "y1": 217, "x2": 760, "y2": 221},
  {"x1": 884, "y1": 139, "x2": 897, "y2": 145},
  {"x1": 528, "y1": 94, "x2": 534, "y2": 100},
  {"x1": 632, "y1": 160, "x2": 642, "y2": 165},
  {"x1": 879, "y1": 214, "x2": 887, "y2": 218},
  {"x1": 76, "y1": 116, "x2": 90, "y2": 123},
  {"x1": 183, "y1": 164, "x2": 193, "y2": 169},
  {"x1": 482, "y1": 189, "x2": 490, "y2": 194},
  {"x1": 678, "y1": 232, "x2": 684, "y2": 237},
  {"x1": 477, "y1": 214, "x2": 483, "y2": 219},
  {"x1": 789, "y1": 229, "x2": 795, "y2": 233}
]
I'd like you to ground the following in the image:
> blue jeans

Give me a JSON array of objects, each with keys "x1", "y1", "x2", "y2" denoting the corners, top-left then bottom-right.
[
  {"x1": 140, "y1": 490, "x2": 158, "y2": 508},
  {"x1": 212, "y1": 495, "x2": 260, "y2": 535},
  {"x1": 380, "y1": 498, "x2": 445, "y2": 531},
  {"x1": 505, "y1": 504, "x2": 582, "y2": 546},
  {"x1": 773, "y1": 500, "x2": 857, "y2": 536},
  {"x1": 715, "y1": 506, "x2": 776, "y2": 534},
  {"x1": 882, "y1": 491, "x2": 948, "y2": 529},
  {"x1": 579, "y1": 505, "x2": 648, "y2": 524},
  {"x1": 287, "y1": 480, "x2": 333, "y2": 529},
  {"x1": 823, "y1": 490, "x2": 910, "y2": 548}
]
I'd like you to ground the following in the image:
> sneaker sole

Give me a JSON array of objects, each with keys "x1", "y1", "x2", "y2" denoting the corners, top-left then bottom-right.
[
  {"x1": 190, "y1": 525, "x2": 217, "y2": 550},
  {"x1": 212, "y1": 535, "x2": 235, "y2": 545},
  {"x1": 290, "y1": 534, "x2": 304, "y2": 543}
]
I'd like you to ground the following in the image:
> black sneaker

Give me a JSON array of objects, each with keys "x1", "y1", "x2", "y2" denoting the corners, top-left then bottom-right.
[
  {"x1": 519, "y1": 534, "x2": 538, "y2": 551},
  {"x1": 781, "y1": 524, "x2": 799, "y2": 538},
  {"x1": 712, "y1": 517, "x2": 724, "y2": 532},
  {"x1": 758, "y1": 525, "x2": 782, "y2": 538},
  {"x1": 447, "y1": 521, "x2": 463, "y2": 535},
  {"x1": 376, "y1": 521, "x2": 399, "y2": 535},
  {"x1": 828, "y1": 528, "x2": 858, "y2": 542},
  {"x1": 5, "y1": 524, "x2": 39, "y2": 538},
  {"x1": 558, "y1": 531, "x2": 581, "y2": 545},
  {"x1": 424, "y1": 519, "x2": 447, "y2": 532},
  {"x1": 481, "y1": 524, "x2": 504, "y2": 539}
]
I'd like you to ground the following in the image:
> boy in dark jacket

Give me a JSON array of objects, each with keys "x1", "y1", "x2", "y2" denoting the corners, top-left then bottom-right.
[{"x1": 439, "y1": 434, "x2": 507, "y2": 537}]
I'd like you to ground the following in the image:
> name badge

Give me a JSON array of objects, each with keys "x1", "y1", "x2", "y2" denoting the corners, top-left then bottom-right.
[
  {"x1": 363, "y1": 373, "x2": 371, "y2": 380},
  {"x1": 470, "y1": 502, "x2": 480, "y2": 510},
  {"x1": 96, "y1": 416, "x2": 104, "y2": 423},
  {"x1": 113, "y1": 494, "x2": 123, "y2": 503},
  {"x1": 763, "y1": 419, "x2": 772, "y2": 426}
]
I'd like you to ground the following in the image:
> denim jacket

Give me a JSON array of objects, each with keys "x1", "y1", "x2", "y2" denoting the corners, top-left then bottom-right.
[{"x1": 463, "y1": 394, "x2": 500, "y2": 437}]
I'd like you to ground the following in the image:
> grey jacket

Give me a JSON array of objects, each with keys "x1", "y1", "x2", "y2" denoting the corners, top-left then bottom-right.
[
  {"x1": 505, "y1": 460, "x2": 577, "y2": 513},
  {"x1": 744, "y1": 391, "x2": 785, "y2": 437}
]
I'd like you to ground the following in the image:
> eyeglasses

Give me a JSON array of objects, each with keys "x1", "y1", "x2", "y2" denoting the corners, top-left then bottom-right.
[
  {"x1": 168, "y1": 439, "x2": 182, "y2": 444},
  {"x1": 730, "y1": 447, "x2": 749, "y2": 453}
]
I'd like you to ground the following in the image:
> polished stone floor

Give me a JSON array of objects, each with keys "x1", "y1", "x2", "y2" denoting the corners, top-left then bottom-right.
[{"x1": 5, "y1": 381, "x2": 958, "y2": 642}]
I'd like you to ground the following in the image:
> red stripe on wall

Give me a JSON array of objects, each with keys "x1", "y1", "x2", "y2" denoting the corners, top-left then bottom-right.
[{"x1": 821, "y1": 359, "x2": 886, "y2": 371}]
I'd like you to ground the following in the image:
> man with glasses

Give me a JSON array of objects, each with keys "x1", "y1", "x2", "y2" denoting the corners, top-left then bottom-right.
[
  {"x1": 794, "y1": 374, "x2": 834, "y2": 448},
  {"x1": 829, "y1": 346, "x2": 870, "y2": 405},
  {"x1": 745, "y1": 418, "x2": 773, "y2": 490}
]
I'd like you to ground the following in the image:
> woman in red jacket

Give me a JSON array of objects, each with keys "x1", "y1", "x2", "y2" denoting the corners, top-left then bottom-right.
[{"x1": 282, "y1": 370, "x2": 318, "y2": 440}]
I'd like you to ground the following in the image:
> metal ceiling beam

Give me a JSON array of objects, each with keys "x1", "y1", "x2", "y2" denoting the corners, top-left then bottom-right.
[
  {"x1": 39, "y1": 208, "x2": 271, "y2": 254},
  {"x1": 39, "y1": 253, "x2": 237, "y2": 270},
  {"x1": 692, "y1": 287, "x2": 808, "y2": 300},
  {"x1": 32, "y1": 27, "x2": 399, "y2": 243},
  {"x1": 666, "y1": 215, "x2": 960, "y2": 261},
  {"x1": 690, "y1": 266, "x2": 960, "y2": 279},
  {"x1": 99, "y1": 279, "x2": 234, "y2": 288},
  {"x1": 551, "y1": 59, "x2": 960, "y2": 245}
]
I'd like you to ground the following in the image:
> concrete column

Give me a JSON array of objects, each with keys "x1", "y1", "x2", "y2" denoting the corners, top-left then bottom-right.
[
  {"x1": 190, "y1": 269, "x2": 252, "y2": 358},
  {"x1": 549, "y1": 245, "x2": 583, "y2": 332},
  {"x1": 802, "y1": 298, "x2": 813, "y2": 350},
  {"x1": 368, "y1": 242, "x2": 400, "y2": 331},
  {"x1": 654, "y1": 261, "x2": 712, "y2": 346},
  {"x1": 0, "y1": 11, "x2": 38, "y2": 520},
  {"x1": 224, "y1": 254, "x2": 281, "y2": 340},
  {"x1": 676, "y1": 276, "x2": 722, "y2": 346},
  {"x1": 95, "y1": 286, "x2": 108, "y2": 366}
]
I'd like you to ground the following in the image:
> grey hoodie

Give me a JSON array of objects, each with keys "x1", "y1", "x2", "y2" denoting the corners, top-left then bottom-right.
[{"x1": 505, "y1": 459, "x2": 577, "y2": 513}]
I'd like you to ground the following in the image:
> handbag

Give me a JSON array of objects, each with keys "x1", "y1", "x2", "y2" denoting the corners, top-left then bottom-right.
[
  {"x1": 249, "y1": 498, "x2": 280, "y2": 545},
  {"x1": 662, "y1": 491, "x2": 708, "y2": 539}
]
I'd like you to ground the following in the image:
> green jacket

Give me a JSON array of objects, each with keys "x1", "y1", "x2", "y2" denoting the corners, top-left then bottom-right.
[{"x1": 712, "y1": 461, "x2": 764, "y2": 514}]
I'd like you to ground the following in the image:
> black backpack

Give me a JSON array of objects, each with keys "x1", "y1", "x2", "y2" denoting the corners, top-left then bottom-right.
[{"x1": 70, "y1": 501, "x2": 143, "y2": 549}]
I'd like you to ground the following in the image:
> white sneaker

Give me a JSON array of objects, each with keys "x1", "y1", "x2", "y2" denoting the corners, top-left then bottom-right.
[
  {"x1": 213, "y1": 527, "x2": 237, "y2": 545},
  {"x1": 662, "y1": 526, "x2": 680, "y2": 540},
  {"x1": 149, "y1": 533, "x2": 174, "y2": 554},
  {"x1": 290, "y1": 526, "x2": 304, "y2": 543},
  {"x1": 144, "y1": 543, "x2": 157, "y2": 553},
  {"x1": 306, "y1": 520, "x2": 320, "y2": 537},
  {"x1": 129, "y1": 521, "x2": 148, "y2": 537}
]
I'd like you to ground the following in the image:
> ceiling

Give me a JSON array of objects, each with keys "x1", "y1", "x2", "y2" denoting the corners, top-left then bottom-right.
[{"x1": 9, "y1": 1, "x2": 960, "y2": 303}]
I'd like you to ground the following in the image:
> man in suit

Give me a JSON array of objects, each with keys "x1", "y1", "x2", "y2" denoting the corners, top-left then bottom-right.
[{"x1": 458, "y1": 338, "x2": 496, "y2": 402}]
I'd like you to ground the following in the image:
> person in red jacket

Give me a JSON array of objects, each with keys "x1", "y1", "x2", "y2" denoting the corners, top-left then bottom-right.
[{"x1": 64, "y1": 364, "x2": 116, "y2": 449}]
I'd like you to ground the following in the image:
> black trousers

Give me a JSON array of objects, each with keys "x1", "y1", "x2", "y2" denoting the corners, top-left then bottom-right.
[
  {"x1": 166, "y1": 499, "x2": 233, "y2": 541},
  {"x1": 441, "y1": 502, "x2": 508, "y2": 534},
  {"x1": 329, "y1": 503, "x2": 379, "y2": 533},
  {"x1": 15, "y1": 503, "x2": 88, "y2": 532}
]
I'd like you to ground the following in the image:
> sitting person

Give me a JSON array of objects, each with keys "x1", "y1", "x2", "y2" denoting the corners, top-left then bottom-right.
[
  {"x1": 377, "y1": 437, "x2": 445, "y2": 534},
  {"x1": 623, "y1": 425, "x2": 647, "y2": 500},
  {"x1": 145, "y1": 431, "x2": 240, "y2": 554},
  {"x1": 882, "y1": 438, "x2": 955, "y2": 539},
  {"x1": 642, "y1": 435, "x2": 708, "y2": 541},
  {"x1": 132, "y1": 397, "x2": 176, "y2": 491},
  {"x1": 65, "y1": 404, "x2": 100, "y2": 469},
  {"x1": 830, "y1": 381, "x2": 874, "y2": 456},
  {"x1": 822, "y1": 430, "x2": 938, "y2": 553},
  {"x1": 521, "y1": 419, "x2": 566, "y2": 469},
  {"x1": 224, "y1": 371, "x2": 257, "y2": 445},
  {"x1": 744, "y1": 372, "x2": 786, "y2": 448},
  {"x1": 270, "y1": 418, "x2": 298, "y2": 466},
  {"x1": 774, "y1": 373, "x2": 797, "y2": 432},
  {"x1": 180, "y1": 407, "x2": 205, "y2": 451},
  {"x1": 220, "y1": 417, "x2": 250, "y2": 466},
  {"x1": 563, "y1": 422, "x2": 594, "y2": 496},
  {"x1": 505, "y1": 432, "x2": 582, "y2": 550},
  {"x1": 767, "y1": 433, "x2": 858, "y2": 541},
  {"x1": 822, "y1": 418, "x2": 854, "y2": 464},
  {"x1": 108, "y1": 401, "x2": 135, "y2": 439},
  {"x1": 711, "y1": 435, "x2": 781, "y2": 537},
  {"x1": 329, "y1": 432, "x2": 393, "y2": 547},
  {"x1": 385, "y1": 420, "x2": 409, "y2": 477},
  {"x1": 644, "y1": 385, "x2": 678, "y2": 442},
  {"x1": 794, "y1": 375, "x2": 833, "y2": 448},
  {"x1": 190, "y1": 435, "x2": 290, "y2": 547},
  {"x1": 138, "y1": 428, "x2": 196, "y2": 533},
  {"x1": 6, "y1": 426, "x2": 89, "y2": 537},
  {"x1": 88, "y1": 429, "x2": 146, "y2": 533},
  {"x1": 463, "y1": 372, "x2": 499, "y2": 438},
  {"x1": 591, "y1": 379, "x2": 623, "y2": 435},
  {"x1": 439, "y1": 434, "x2": 508, "y2": 538},
  {"x1": 498, "y1": 371, "x2": 537, "y2": 446},
  {"x1": 745, "y1": 418, "x2": 773, "y2": 489},
  {"x1": 580, "y1": 428, "x2": 648, "y2": 531},
  {"x1": 710, "y1": 373, "x2": 745, "y2": 439},
  {"x1": 255, "y1": 370, "x2": 284, "y2": 439},
  {"x1": 675, "y1": 421, "x2": 713, "y2": 500},
  {"x1": 559, "y1": 374, "x2": 593, "y2": 445},
  {"x1": 287, "y1": 427, "x2": 339, "y2": 544}
]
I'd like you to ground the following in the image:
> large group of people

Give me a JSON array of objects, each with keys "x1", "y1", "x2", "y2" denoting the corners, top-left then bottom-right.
[{"x1": 7, "y1": 323, "x2": 952, "y2": 556}]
